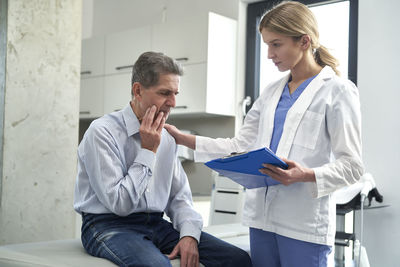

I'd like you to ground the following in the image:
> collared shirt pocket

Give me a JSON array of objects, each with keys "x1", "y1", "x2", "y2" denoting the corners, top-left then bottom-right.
[{"x1": 293, "y1": 110, "x2": 324, "y2": 150}]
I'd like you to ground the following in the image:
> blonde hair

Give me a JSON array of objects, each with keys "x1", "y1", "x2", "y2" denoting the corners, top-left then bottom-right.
[{"x1": 259, "y1": 1, "x2": 340, "y2": 75}]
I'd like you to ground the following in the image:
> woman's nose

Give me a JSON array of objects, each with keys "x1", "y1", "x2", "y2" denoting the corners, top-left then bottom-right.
[{"x1": 267, "y1": 48, "x2": 274, "y2": 59}]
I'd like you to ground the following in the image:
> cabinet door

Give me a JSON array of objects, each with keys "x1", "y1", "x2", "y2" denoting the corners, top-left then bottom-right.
[
  {"x1": 103, "y1": 73, "x2": 132, "y2": 114},
  {"x1": 213, "y1": 190, "x2": 242, "y2": 213},
  {"x1": 105, "y1": 26, "x2": 152, "y2": 75},
  {"x1": 152, "y1": 16, "x2": 208, "y2": 65},
  {"x1": 81, "y1": 36, "x2": 105, "y2": 78},
  {"x1": 171, "y1": 63, "x2": 207, "y2": 115},
  {"x1": 80, "y1": 77, "x2": 104, "y2": 119},
  {"x1": 206, "y1": 12, "x2": 237, "y2": 116}
]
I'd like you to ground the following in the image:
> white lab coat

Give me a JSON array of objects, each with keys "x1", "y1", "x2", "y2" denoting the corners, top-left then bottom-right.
[{"x1": 195, "y1": 66, "x2": 364, "y2": 245}]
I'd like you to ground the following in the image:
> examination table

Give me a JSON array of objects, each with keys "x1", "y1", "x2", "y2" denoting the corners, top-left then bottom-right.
[{"x1": 0, "y1": 223, "x2": 250, "y2": 267}]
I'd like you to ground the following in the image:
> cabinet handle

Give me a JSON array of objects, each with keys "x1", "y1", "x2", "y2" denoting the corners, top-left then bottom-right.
[
  {"x1": 80, "y1": 111, "x2": 91, "y2": 115},
  {"x1": 214, "y1": 210, "x2": 237, "y2": 215},
  {"x1": 216, "y1": 190, "x2": 239, "y2": 194},
  {"x1": 80, "y1": 71, "x2": 92, "y2": 75},
  {"x1": 175, "y1": 57, "x2": 189, "y2": 62},
  {"x1": 115, "y1": 65, "x2": 134, "y2": 71},
  {"x1": 174, "y1": 105, "x2": 187, "y2": 109}
]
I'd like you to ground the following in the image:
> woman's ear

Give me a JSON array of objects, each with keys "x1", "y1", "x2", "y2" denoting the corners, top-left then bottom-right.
[
  {"x1": 300, "y1": 34, "x2": 311, "y2": 50},
  {"x1": 132, "y1": 82, "x2": 142, "y2": 100}
]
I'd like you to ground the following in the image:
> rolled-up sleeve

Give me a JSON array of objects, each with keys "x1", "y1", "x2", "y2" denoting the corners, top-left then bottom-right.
[{"x1": 311, "y1": 83, "x2": 364, "y2": 198}]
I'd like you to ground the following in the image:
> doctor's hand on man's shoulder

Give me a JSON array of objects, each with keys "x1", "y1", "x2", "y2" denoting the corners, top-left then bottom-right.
[
  {"x1": 140, "y1": 105, "x2": 166, "y2": 153},
  {"x1": 164, "y1": 124, "x2": 196, "y2": 150}
]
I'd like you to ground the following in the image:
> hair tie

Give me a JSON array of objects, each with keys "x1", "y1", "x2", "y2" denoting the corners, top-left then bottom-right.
[{"x1": 313, "y1": 46, "x2": 321, "y2": 54}]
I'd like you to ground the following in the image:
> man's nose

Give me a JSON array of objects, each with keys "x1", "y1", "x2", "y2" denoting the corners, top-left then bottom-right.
[{"x1": 168, "y1": 94, "x2": 176, "y2": 108}]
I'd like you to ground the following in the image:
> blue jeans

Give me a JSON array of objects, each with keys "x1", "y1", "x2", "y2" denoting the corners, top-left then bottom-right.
[
  {"x1": 81, "y1": 212, "x2": 252, "y2": 267},
  {"x1": 249, "y1": 228, "x2": 331, "y2": 267}
]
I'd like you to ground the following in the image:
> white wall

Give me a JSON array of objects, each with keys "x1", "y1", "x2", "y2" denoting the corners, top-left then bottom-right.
[
  {"x1": 356, "y1": 0, "x2": 400, "y2": 266},
  {"x1": 85, "y1": 0, "x2": 238, "y2": 39},
  {"x1": 0, "y1": 0, "x2": 81, "y2": 245}
]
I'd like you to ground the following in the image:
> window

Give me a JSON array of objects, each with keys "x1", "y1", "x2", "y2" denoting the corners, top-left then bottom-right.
[{"x1": 245, "y1": 0, "x2": 358, "y2": 110}]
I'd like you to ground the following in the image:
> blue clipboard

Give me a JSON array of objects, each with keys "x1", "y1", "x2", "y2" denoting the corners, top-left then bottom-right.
[{"x1": 205, "y1": 147, "x2": 288, "y2": 189}]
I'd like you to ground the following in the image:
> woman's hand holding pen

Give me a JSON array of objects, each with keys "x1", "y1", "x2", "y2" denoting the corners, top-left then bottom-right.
[{"x1": 259, "y1": 158, "x2": 316, "y2": 186}]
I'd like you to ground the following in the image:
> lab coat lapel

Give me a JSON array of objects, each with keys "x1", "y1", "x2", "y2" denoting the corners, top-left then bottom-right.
[
  {"x1": 276, "y1": 66, "x2": 335, "y2": 158},
  {"x1": 260, "y1": 75, "x2": 289, "y2": 148}
]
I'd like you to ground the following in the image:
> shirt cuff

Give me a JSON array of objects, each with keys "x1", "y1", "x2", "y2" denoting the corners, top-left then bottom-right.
[
  {"x1": 311, "y1": 166, "x2": 327, "y2": 198},
  {"x1": 194, "y1": 136, "x2": 223, "y2": 162},
  {"x1": 135, "y1": 148, "x2": 156, "y2": 173},
  {"x1": 179, "y1": 221, "x2": 202, "y2": 243},
  {"x1": 195, "y1": 136, "x2": 207, "y2": 152}
]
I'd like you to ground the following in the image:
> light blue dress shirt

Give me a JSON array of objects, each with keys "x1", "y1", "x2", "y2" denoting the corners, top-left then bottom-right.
[
  {"x1": 74, "y1": 104, "x2": 203, "y2": 241},
  {"x1": 269, "y1": 75, "x2": 317, "y2": 153}
]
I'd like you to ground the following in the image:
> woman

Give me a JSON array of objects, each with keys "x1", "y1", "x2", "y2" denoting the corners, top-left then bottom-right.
[{"x1": 165, "y1": 1, "x2": 363, "y2": 266}]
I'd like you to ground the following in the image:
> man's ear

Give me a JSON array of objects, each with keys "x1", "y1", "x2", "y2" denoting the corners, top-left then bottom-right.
[
  {"x1": 132, "y1": 82, "x2": 142, "y2": 100},
  {"x1": 300, "y1": 34, "x2": 311, "y2": 50}
]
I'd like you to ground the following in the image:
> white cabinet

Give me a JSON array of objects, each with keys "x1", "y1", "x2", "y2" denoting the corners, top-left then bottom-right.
[
  {"x1": 101, "y1": 26, "x2": 151, "y2": 114},
  {"x1": 153, "y1": 13, "x2": 237, "y2": 116},
  {"x1": 105, "y1": 26, "x2": 152, "y2": 75},
  {"x1": 152, "y1": 15, "x2": 208, "y2": 65},
  {"x1": 79, "y1": 77, "x2": 104, "y2": 119},
  {"x1": 80, "y1": 12, "x2": 237, "y2": 118},
  {"x1": 209, "y1": 174, "x2": 245, "y2": 225},
  {"x1": 80, "y1": 27, "x2": 150, "y2": 118},
  {"x1": 103, "y1": 73, "x2": 132, "y2": 114},
  {"x1": 81, "y1": 36, "x2": 105, "y2": 78},
  {"x1": 175, "y1": 63, "x2": 207, "y2": 112},
  {"x1": 80, "y1": 36, "x2": 105, "y2": 119}
]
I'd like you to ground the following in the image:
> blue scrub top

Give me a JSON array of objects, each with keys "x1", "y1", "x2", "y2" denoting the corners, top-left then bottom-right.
[{"x1": 269, "y1": 75, "x2": 317, "y2": 153}]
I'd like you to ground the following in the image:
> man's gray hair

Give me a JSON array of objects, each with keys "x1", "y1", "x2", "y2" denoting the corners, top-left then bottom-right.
[{"x1": 131, "y1": 51, "x2": 183, "y2": 89}]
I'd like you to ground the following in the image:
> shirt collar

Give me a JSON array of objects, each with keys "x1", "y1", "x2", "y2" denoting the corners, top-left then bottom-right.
[
  {"x1": 318, "y1": 65, "x2": 335, "y2": 80},
  {"x1": 122, "y1": 104, "x2": 141, "y2": 137}
]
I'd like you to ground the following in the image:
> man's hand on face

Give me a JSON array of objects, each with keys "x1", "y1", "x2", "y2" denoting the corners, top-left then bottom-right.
[
  {"x1": 140, "y1": 105, "x2": 166, "y2": 153},
  {"x1": 167, "y1": 236, "x2": 199, "y2": 267}
]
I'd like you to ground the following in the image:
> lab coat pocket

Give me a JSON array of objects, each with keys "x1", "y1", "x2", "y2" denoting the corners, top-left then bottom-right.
[
  {"x1": 243, "y1": 188, "x2": 266, "y2": 221},
  {"x1": 293, "y1": 111, "x2": 323, "y2": 150}
]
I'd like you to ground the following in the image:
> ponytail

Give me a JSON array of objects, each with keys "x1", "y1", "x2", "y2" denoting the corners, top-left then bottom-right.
[{"x1": 314, "y1": 45, "x2": 340, "y2": 76}]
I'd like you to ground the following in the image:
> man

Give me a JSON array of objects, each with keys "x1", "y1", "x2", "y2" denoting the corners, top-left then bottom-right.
[{"x1": 74, "y1": 51, "x2": 252, "y2": 267}]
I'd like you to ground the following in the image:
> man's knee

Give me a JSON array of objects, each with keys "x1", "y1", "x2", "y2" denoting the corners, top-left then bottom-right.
[
  {"x1": 198, "y1": 232, "x2": 252, "y2": 267},
  {"x1": 231, "y1": 248, "x2": 252, "y2": 267},
  {"x1": 219, "y1": 244, "x2": 251, "y2": 267}
]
